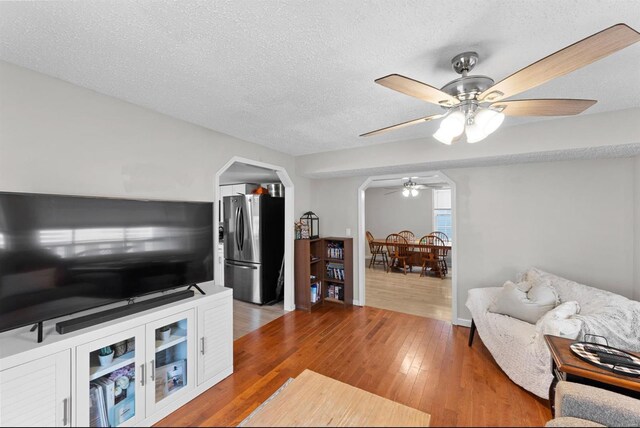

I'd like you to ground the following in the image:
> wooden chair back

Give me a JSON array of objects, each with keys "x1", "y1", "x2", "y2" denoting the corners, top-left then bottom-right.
[
  {"x1": 419, "y1": 235, "x2": 446, "y2": 256},
  {"x1": 430, "y1": 231, "x2": 449, "y2": 242},
  {"x1": 366, "y1": 231, "x2": 377, "y2": 253},
  {"x1": 385, "y1": 234, "x2": 409, "y2": 257},
  {"x1": 398, "y1": 230, "x2": 415, "y2": 243}
]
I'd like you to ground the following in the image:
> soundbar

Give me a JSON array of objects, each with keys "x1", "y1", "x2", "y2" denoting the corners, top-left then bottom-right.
[{"x1": 56, "y1": 290, "x2": 195, "y2": 334}]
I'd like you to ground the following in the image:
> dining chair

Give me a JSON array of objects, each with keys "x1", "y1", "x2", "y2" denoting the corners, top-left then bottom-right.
[
  {"x1": 398, "y1": 230, "x2": 415, "y2": 243},
  {"x1": 418, "y1": 235, "x2": 446, "y2": 279},
  {"x1": 366, "y1": 231, "x2": 388, "y2": 270},
  {"x1": 385, "y1": 234, "x2": 411, "y2": 275},
  {"x1": 430, "y1": 231, "x2": 449, "y2": 242},
  {"x1": 397, "y1": 230, "x2": 416, "y2": 271},
  {"x1": 429, "y1": 232, "x2": 449, "y2": 275}
]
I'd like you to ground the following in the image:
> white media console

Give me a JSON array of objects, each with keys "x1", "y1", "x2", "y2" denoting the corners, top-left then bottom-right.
[{"x1": 0, "y1": 282, "x2": 233, "y2": 427}]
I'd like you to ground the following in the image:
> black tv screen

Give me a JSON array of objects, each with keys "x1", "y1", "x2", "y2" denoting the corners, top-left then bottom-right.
[{"x1": 0, "y1": 191, "x2": 213, "y2": 333}]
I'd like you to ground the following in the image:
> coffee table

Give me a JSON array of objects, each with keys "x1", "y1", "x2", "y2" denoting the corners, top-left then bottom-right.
[{"x1": 544, "y1": 334, "x2": 640, "y2": 415}]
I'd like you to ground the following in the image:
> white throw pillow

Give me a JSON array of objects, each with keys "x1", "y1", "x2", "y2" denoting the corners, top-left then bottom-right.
[
  {"x1": 535, "y1": 301, "x2": 583, "y2": 339},
  {"x1": 488, "y1": 279, "x2": 559, "y2": 324}
]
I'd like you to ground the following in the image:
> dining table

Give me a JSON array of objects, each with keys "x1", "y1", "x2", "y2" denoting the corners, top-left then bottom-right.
[
  {"x1": 370, "y1": 238, "x2": 452, "y2": 251},
  {"x1": 370, "y1": 238, "x2": 452, "y2": 276}
]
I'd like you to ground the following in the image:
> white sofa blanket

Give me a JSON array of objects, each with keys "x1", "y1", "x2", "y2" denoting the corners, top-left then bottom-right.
[
  {"x1": 466, "y1": 268, "x2": 640, "y2": 399},
  {"x1": 522, "y1": 268, "x2": 640, "y2": 352}
]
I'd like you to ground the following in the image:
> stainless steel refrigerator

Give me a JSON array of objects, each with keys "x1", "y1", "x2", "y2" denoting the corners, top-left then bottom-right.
[{"x1": 223, "y1": 194, "x2": 285, "y2": 304}]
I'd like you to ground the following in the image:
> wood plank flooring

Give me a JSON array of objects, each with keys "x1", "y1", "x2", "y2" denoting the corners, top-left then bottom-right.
[
  {"x1": 157, "y1": 305, "x2": 550, "y2": 427},
  {"x1": 366, "y1": 263, "x2": 452, "y2": 321},
  {"x1": 233, "y1": 299, "x2": 285, "y2": 339}
]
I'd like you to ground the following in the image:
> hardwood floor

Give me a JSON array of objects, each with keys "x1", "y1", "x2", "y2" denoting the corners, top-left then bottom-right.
[
  {"x1": 233, "y1": 299, "x2": 286, "y2": 339},
  {"x1": 157, "y1": 305, "x2": 550, "y2": 427},
  {"x1": 366, "y1": 262, "x2": 452, "y2": 321}
]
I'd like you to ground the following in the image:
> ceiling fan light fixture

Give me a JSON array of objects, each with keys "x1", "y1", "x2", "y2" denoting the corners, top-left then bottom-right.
[
  {"x1": 432, "y1": 127, "x2": 454, "y2": 145},
  {"x1": 433, "y1": 111, "x2": 465, "y2": 145},
  {"x1": 465, "y1": 122, "x2": 486, "y2": 143},
  {"x1": 410, "y1": 188, "x2": 419, "y2": 197},
  {"x1": 475, "y1": 108, "x2": 505, "y2": 136},
  {"x1": 402, "y1": 188, "x2": 410, "y2": 197},
  {"x1": 440, "y1": 111, "x2": 466, "y2": 136}
]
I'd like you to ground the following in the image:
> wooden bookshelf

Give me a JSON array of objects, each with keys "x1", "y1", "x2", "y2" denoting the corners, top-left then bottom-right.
[
  {"x1": 294, "y1": 238, "x2": 323, "y2": 311},
  {"x1": 294, "y1": 237, "x2": 353, "y2": 311},
  {"x1": 322, "y1": 237, "x2": 353, "y2": 307}
]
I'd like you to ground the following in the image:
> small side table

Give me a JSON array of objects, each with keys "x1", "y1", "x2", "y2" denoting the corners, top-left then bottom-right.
[{"x1": 545, "y1": 334, "x2": 640, "y2": 415}]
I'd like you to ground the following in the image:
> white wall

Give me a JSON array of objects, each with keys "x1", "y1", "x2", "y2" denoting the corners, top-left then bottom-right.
[
  {"x1": 364, "y1": 187, "x2": 433, "y2": 254},
  {"x1": 635, "y1": 155, "x2": 640, "y2": 300},
  {"x1": 311, "y1": 158, "x2": 637, "y2": 321},
  {"x1": 0, "y1": 61, "x2": 312, "y2": 304},
  {"x1": 0, "y1": 61, "x2": 310, "y2": 210}
]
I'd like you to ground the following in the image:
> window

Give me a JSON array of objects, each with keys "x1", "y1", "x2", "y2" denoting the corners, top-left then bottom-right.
[{"x1": 433, "y1": 188, "x2": 452, "y2": 241}]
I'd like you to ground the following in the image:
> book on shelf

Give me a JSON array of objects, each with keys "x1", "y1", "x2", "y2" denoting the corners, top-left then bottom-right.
[
  {"x1": 89, "y1": 382, "x2": 109, "y2": 427},
  {"x1": 326, "y1": 263, "x2": 345, "y2": 280},
  {"x1": 326, "y1": 284, "x2": 344, "y2": 301},
  {"x1": 93, "y1": 377, "x2": 116, "y2": 425},
  {"x1": 327, "y1": 242, "x2": 344, "y2": 259}
]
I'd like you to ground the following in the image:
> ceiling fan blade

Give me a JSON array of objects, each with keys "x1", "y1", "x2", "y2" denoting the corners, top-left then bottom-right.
[
  {"x1": 479, "y1": 23, "x2": 640, "y2": 102},
  {"x1": 384, "y1": 190, "x2": 400, "y2": 195},
  {"x1": 490, "y1": 99, "x2": 597, "y2": 116},
  {"x1": 375, "y1": 74, "x2": 460, "y2": 107},
  {"x1": 360, "y1": 114, "x2": 443, "y2": 137}
]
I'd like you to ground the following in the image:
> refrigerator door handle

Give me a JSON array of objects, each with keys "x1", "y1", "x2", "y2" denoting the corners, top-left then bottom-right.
[
  {"x1": 225, "y1": 260, "x2": 258, "y2": 270},
  {"x1": 239, "y1": 205, "x2": 245, "y2": 251},
  {"x1": 234, "y1": 205, "x2": 241, "y2": 252}
]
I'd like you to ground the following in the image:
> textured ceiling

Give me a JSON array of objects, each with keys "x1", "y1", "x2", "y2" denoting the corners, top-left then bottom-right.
[{"x1": 1, "y1": 1, "x2": 639, "y2": 156}]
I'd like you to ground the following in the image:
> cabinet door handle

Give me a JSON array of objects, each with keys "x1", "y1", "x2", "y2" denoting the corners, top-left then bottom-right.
[
  {"x1": 63, "y1": 397, "x2": 69, "y2": 426},
  {"x1": 150, "y1": 359, "x2": 155, "y2": 381},
  {"x1": 200, "y1": 337, "x2": 205, "y2": 355},
  {"x1": 140, "y1": 363, "x2": 145, "y2": 386}
]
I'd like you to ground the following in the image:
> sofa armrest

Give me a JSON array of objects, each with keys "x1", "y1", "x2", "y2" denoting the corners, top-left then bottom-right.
[{"x1": 555, "y1": 381, "x2": 640, "y2": 427}]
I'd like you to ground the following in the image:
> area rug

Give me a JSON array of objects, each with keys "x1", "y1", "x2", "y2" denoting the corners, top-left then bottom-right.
[{"x1": 237, "y1": 378, "x2": 294, "y2": 427}]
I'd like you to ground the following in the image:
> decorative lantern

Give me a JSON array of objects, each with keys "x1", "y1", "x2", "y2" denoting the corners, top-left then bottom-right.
[{"x1": 300, "y1": 211, "x2": 319, "y2": 239}]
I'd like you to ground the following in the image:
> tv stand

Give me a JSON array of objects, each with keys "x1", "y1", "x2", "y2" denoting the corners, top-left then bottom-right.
[
  {"x1": 55, "y1": 289, "x2": 195, "y2": 335},
  {"x1": 0, "y1": 282, "x2": 233, "y2": 427},
  {"x1": 188, "y1": 283, "x2": 206, "y2": 295}
]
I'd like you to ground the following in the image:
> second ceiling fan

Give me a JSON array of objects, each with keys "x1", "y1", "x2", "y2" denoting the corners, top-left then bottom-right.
[
  {"x1": 383, "y1": 177, "x2": 447, "y2": 197},
  {"x1": 361, "y1": 23, "x2": 640, "y2": 144}
]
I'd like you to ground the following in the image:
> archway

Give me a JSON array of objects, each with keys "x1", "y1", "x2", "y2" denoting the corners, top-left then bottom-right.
[
  {"x1": 214, "y1": 156, "x2": 295, "y2": 312},
  {"x1": 357, "y1": 170, "x2": 460, "y2": 324}
]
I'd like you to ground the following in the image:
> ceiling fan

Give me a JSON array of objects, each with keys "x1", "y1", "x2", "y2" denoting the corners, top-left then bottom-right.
[
  {"x1": 361, "y1": 23, "x2": 640, "y2": 144},
  {"x1": 384, "y1": 177, "x2": 446, "y2": 197}
]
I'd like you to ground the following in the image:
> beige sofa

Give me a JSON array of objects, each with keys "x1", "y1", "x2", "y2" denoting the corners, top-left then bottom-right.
[{"x1": 466, "y1": 268, "x2": 640, "y2": 399}]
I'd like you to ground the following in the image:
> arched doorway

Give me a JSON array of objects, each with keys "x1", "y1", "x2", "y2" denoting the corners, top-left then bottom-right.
[{"x1": 214, "y1": 156, "x2": 295, "y2": 314}]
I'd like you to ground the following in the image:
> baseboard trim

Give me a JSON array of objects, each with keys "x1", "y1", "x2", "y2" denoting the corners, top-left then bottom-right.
[
  {"x1": 455, "y1": 318, "x2": 472, "y2": 327},
  {"x1": 353, "y1": 299, "x2": 362, "y2": 306}
]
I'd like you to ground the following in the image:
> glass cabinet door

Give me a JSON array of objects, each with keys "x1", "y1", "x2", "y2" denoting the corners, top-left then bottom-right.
[
  {"x1": 144, "y1": 309, "x2": 195, "y2": 414},
  {"x1": 76, "y1": 326, "x2": 146, "y2": 427}
]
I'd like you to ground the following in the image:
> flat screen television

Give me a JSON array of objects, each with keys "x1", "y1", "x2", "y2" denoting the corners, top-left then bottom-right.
[{"x1": 0, "y1": 191, "x2": 213, "y2": 333}]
